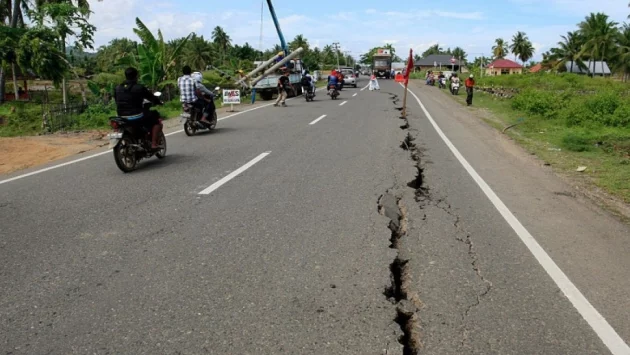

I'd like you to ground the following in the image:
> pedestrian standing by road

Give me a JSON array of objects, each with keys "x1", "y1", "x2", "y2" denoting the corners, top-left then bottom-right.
[
  {"x1": 369, "y1": 72, "x2": 380, "y2": 91},
  {"x1": 465, "y1": 74, "x2": 475, "y2": 106},
  {"x1": 274, "y1": 68, "x2": 291, "y2": 107}
]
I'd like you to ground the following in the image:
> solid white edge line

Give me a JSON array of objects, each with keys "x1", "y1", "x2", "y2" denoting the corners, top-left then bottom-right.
[
  {"x1": 309, "y1": 115, "x2": 327, "y2": 125},
  {"x1": 198, "y1": 151, "x2": 270, "y2": 195},
  {"x1": 352, "y1": 93, "x2": 358, "y2": 97},
  {"x1": 0, "y1": 90, "x2": 320, "y2": 186},
  {"x1": 401, "y1": 83, "x2": 630, "y2": 355},
  {"x1": 339, "y1": 101, "x2": 347, "y2": 106}
]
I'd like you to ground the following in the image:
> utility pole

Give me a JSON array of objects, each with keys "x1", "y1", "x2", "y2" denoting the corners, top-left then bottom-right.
[{"x1": 333, "y1": 42, "x2": 340, "y2": 70}]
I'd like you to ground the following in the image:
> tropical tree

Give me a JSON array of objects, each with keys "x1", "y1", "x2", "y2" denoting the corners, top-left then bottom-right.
[
  {"x1": 184, "y1": 34, "x2": 213, "y2": 70},
  {"x1": 492, "y1": 38, "x2": 509, "y2": 59},
  {"x1": 119, "y1": 17, "x2": 191, "y2": 90},
  {"x1": 451, "y1": 47, "x2": 467, "y2": 62},
  {"x1": 548, "y1": 31, "x2": 585, "y2": 73},
  {"x1": 29, "y1": 2, "x2": 95, "y2": 105},
  {"x1": 289, "y1": 34, "x2": 309, "y2": 52},
  {"x1": 211, "y1": 26, "x2": 231, "y2": 65},
  {"x1": 94, "y1": 38, "x2": 138, "y2": 73},
  {"x1": 579, "y1": 12, "x2": 619, "y2": 76},
  {"x1": 421, "y1": 43, "x2": 445, "y2": 57},
  {"x1": 509, "y1": 32, "x2": 526, "y2": 62},
  {"x1": 614, "y1": 23, "x2": 630, "y2": 81}
]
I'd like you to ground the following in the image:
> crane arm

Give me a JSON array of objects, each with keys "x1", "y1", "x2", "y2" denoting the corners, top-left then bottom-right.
[{"x1": 266, "y1": 0, "x2": 287, "y2": 55}]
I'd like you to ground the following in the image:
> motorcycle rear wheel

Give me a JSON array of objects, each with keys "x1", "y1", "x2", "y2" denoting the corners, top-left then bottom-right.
[
  {"x1": 155, "y1": 131, "x2": 167, "y2": 159},
  {"x1": 208, "y1": 111, "x2": 217, "y2": 130},
  {"x1": 184, "y1": 121, "x2": 196, "y2": 136},
  {"x1": 113, "y1": 135, "x2": 137, "y2": 173}
]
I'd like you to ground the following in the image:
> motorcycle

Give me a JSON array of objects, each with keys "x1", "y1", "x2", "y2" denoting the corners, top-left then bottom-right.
[
  {"x1": 451, "y1": 81, "x2": 460, "y2": 95},
  {"x1": 328, "y1": 84, "x2": 339, "y2": 100},
  {"x1": 181, "y1": 86, "x2": 220, "y2": 136},
  {"x1": 439, "y1": 77, "x2": 446, "y2": 89},
  {"x1": 303, "y1": 85, "x2": 315, "y2": 102},
  {"x1": 108, "y1": 92, "x2": 166, "y2": 173}
]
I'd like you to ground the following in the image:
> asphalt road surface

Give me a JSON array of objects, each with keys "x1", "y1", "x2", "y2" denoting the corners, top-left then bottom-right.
[{"x1": 1, "y1": 79, "x2": 630, "y2": 355}]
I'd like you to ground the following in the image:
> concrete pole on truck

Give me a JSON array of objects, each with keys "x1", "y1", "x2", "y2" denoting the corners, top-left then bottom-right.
[
  {"x1": 250, "y1": 47, "x2": 305, "y2": 87},
  {"x1": 235, "y1": 53, "x2": 283, "y2": 89}
]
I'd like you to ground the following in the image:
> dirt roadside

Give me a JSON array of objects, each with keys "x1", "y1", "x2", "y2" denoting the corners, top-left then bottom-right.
[{"x1": 0, "y1": 102, "x2": 265, "y2": 176}]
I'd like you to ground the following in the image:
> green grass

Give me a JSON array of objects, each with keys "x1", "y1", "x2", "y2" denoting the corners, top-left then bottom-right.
[{"x1": 442, "y1": 87, "x2": 630, "y2": 203}]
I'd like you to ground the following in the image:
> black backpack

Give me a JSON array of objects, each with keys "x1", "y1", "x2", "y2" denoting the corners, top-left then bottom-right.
[{"x1": 301, "y1": 76, "x2": 310, "y2": 87}]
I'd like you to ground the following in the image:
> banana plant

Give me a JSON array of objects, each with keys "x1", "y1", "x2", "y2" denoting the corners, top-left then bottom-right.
[{"x1": 118, "y1": 17, "x2": 191, "y2": 91}]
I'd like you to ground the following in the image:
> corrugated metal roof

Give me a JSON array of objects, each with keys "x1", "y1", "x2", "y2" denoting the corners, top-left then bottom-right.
[{"x1": 565, "y1": 61, "x2": 611, "y2": 75}]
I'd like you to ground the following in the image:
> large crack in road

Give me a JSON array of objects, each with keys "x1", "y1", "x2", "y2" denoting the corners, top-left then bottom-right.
[{"x1": 379, "y1": 90, "x2": 496, "y2": 354}]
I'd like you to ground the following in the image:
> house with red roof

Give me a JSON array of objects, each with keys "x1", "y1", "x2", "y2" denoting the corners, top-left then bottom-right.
[
  {"x1": 529, "y1": 63, "x2": 543, "y2": 73},
  {"x1": 486, "y1": 59, "x2": 523, "y2": 76}
]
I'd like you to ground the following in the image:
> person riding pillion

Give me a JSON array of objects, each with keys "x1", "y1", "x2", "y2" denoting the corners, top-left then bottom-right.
[
  {"x1": 191, "y1": 71, "x2": 217, "y2": 124},
  {"x1": 114, "y1": 67, "x2": 164, "y2": 150},
  {"x1": 301, "y1": 70, "x2": 315, "y2": 96}
]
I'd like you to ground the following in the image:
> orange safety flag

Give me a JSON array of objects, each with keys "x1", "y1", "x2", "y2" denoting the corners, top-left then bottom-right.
[{"x1": 404, "y1": 49, "x2": 414, "y2": 86}]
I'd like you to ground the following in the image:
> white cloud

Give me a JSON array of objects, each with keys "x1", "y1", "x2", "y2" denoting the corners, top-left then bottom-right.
[{"x1": 434, "y1": 11, "x2": 484, "y2": 20}]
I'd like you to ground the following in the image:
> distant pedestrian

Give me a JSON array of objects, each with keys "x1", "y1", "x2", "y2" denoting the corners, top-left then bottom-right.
[
  {"x1": 369, "y1": 72, "x2": 380, "y2": 91},
  {"x1": 465, "y1": 74, "x2": 475, "y2": 106}
]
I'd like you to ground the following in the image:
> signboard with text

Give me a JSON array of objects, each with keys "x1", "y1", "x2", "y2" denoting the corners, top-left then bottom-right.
[{"x1": 222, "y1": 90, "x2": 241, "y2": 105}]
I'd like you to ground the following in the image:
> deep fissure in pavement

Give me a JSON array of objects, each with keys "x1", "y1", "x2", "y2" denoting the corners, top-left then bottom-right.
[{"x1": 378, "y1": 192, "x2": 421, "y2": 355}]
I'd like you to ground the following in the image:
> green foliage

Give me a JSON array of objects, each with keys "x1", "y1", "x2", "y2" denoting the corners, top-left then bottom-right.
[
  {"x1": 75, "y1": 101, "x2": 116, "y2": 128},
  {"x1": 561, "y1": 130, "x2": 596, "y2": 151},
  {"x1": 511, "y1": 88, "x2": 564, "y2": 118}
]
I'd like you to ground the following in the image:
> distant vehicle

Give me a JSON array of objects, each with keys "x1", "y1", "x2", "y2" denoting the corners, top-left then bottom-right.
[
  {"x1": 372, "y1": 48, "x2": 392, "y2": 79},
  {"x1": 339, "y1": 67, "x2": 357, "y2": 88}
]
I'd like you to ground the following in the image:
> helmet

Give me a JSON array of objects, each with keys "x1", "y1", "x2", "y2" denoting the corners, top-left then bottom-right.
[{"x1": 191, "y1": 72, "x2": 203, "y2": 83}]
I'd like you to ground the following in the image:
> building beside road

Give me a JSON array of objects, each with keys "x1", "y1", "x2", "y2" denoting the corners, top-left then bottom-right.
[
  {"x1": 485, "y1": 59, "x2": 523, "y2": 76},
  {"x1": 414, "y1": 54, "x2": 462, "y2": 72},
  {"x1": 564, "y1": 61, "x2": 611, "y2": 76}
]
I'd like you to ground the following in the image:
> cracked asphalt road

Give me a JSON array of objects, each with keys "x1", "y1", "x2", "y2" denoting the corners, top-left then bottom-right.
[{"x1": 1, "y1": 79, "x2": 630, "y2": 354}]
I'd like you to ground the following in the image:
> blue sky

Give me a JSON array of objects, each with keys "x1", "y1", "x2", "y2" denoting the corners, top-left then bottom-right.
[{"x1": 88, "y1": 0, "x2": 630, "y2": 61}]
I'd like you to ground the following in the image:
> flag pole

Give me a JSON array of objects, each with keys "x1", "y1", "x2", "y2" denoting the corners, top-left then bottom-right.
[{"x1": 402, "y1": 49, "x2": 413, "y2": 119}]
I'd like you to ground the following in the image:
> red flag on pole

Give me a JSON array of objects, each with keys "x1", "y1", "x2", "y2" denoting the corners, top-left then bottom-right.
[{"x1": 404, "y1": 49, "x2": 414, "y2": 86}]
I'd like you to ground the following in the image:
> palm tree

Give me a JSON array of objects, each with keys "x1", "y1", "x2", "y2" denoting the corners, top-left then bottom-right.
[
  {"x1": 421, "y1": 43, "x2": 444, "y2": 57},
  {"x1": 579, "y1": 12, "x2": 619, "y2": 76},
  {"x1": 492, "y1": 38, "x2": 509, "y2": 59},
  {"x1": 289, "y1": 34, "x2": 309, "y2": 52},
  {"x1": 518, "y1": 40, "x2": 535, "y2": 65},
  {"x1": 185, "y1": 34, "x2": 213, "y2": 70},
  {"x1": 549, "y1": 31, "x2": 584, "y2": 73},
  {"x1": 615, "y1": 23, "x2": 630, "y2": 81},
  {"x1": 322, "y1": 44, "x2": 334, "y2": 65},
  {"x1": 211, "y1": 26, "x2": 231, "y2": 65},
  {"x1": 510, "y1": 32, "x2": 527, "y2": 62}
]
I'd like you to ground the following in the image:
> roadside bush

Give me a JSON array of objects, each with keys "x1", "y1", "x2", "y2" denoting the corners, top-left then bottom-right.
[
  {"x1": 611, "y1": 104, "x2": 630, "y2": 127},
  {"x1": 511, "y1": 89, "x2": 561, "y2": 118},
  {"x1": 561, "y1": 130, "x2": 596, "y2": 152},
  {"x1": 76, "y1": 102, "x2": 116, "y2": 129}
]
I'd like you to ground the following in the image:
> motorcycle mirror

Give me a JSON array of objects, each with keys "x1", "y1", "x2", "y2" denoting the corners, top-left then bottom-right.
[{"x1": 154, "y1": 91, "x2": 162, "y2": 97}]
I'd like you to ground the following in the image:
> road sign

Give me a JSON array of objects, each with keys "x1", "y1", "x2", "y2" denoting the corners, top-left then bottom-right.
[{"x1": 222, "y1": 89, "x2": 241, "y2": 105}]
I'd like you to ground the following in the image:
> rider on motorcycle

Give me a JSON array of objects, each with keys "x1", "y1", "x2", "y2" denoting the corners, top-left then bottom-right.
[
  {"x1": 114, "y1": 67, "x2": 163, "y2": 149},
  {"x1": 178, "y1": 66, "x2": 208, "y2": 124},
  {"x1": 191, "y1": 71, "x2": 217, "y2": 125},
  {"x1": 301, "y1": 70, "x2": 315, "y2": 96},
  {"x1": 327, "y1": 70, "x2": 339, "y2": 93}
]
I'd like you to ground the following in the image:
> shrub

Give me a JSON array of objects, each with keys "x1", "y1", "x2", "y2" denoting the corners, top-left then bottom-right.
[
  {"x1": 511, "y1": 89, "x2": 559, "y2": 118},
  {"x1": 610, "y1": 103, "x2": 630, "y2": 127},
  {"x1": 561, "y1": 130, "x2": 596, "y2": 152}
]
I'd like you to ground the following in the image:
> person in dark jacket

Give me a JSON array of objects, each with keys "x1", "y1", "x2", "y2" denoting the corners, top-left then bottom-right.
[{"x1": 114, "y1": 67, "x2": 163, "y2": 149}]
